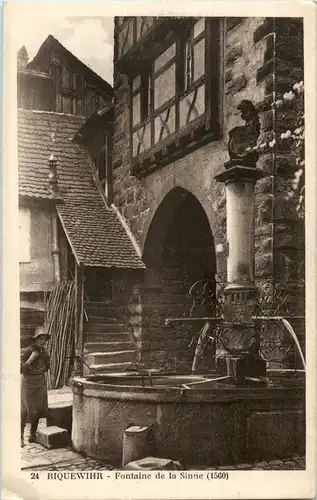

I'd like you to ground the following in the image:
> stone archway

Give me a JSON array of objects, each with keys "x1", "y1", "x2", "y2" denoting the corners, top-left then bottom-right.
[{"x1": 140, "y1": 187, "x2": 217, "y2": 369}]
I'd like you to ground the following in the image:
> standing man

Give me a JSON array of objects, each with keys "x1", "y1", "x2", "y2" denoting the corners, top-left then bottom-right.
[{"x1": 21, "y1": 326, "x2": 50, "y2": 447}]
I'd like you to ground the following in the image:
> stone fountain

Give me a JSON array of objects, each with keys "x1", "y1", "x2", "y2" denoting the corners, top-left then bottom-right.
[{"x1": 71, "y1": 102, "x2": 305, "y2": 468}]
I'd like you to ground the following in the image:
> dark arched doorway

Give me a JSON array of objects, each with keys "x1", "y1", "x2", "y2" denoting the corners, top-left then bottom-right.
[{"x1": 141, "y1": 187, "x2": 216, "y2": 369}]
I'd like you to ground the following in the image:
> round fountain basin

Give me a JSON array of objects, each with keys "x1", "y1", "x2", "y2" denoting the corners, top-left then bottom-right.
[{"x1": 71, "y1": 371, "x2": 305, "y2": 467}]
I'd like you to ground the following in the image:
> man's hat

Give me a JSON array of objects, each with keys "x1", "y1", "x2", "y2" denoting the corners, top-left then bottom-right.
[{"x1": 33, "y1": 326, "x2": 50, "y2": 340}]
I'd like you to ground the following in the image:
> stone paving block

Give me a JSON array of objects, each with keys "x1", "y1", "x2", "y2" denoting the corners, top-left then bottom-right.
[
  {"x1": 37, "y1": 426, "x2": 69, "y2": 449},
  {"x1": 268, "y1": 459, "x2": 284, "y2": 466},
  {"x1": 47, "y1": 450, "x2": 83, "y2": 462},
  {"x1": 21, "y1": 457, "x2": 53, "y2": 470},
  {"x1": 254, "y1": 461, "x2": 269, "y2": 467},
  {"x1": 235, "y1": 463, "x2": 252, "y2": 470},
  {"x1": 283, "y1": 461, "x2": 296, "y2": 468},
  {"x1": 124, "y1": 457, "x2": 174, "y2": 470}
]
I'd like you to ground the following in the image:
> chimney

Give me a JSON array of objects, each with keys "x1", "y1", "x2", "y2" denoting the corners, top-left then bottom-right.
[
  {"x1": 48, "y1": 154, "x2": 58, "y2": 192},
  {"x1": 17, "y1": 45, "x2": 29, "y2": 68}
]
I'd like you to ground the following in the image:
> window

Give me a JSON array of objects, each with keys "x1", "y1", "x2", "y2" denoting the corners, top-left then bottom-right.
[
  {"x1": 132, "y1": 43, "x2": 176, "y2": 129},
  {"x1": 130, "y1": 17, "x2": 220, "y2": 170},
  {"x1": 181, "y1": 18, "x2": 206, "y2": 93},
  {"x1": 132, "y1": 69, "x2": 152, "y2": 125},
  {"x1": 185, "y1": 38, "x2": 193, "y2": 90},
  {"x1": 19, "y1": 207, "x2": 31, "y2": 263}
]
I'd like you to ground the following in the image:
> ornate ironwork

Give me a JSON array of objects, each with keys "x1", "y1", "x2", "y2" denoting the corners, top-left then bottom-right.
[
  {"x1": 188, "y1": 279, "x2": 225, "y2": 318},
  {"x1": 254, "y1": 280, "x2": 305, "y2": 367},
  {"x1": 254, "y1": 280, "x2": 305, "y2": 317},
  {"x1": 256, "y1": 321, "x2": 292, "y2": 363},
  {"x1": 168, "y1": 278, "x2": 304, "y2": 370}
]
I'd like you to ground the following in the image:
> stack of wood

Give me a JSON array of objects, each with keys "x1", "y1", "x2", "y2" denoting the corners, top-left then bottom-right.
[{"x1": 44, "y1": 280, "x2": 76, "y2": 389}]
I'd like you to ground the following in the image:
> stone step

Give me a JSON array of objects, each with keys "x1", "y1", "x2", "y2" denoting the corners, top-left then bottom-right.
[
  {"x1": 85, "y1": 350, "x2": 137, "y2": 366},
  {"x1": 142, "y1": 303, "x2": 188, "y2": 317},
  {"x1": 20, "y1": 308, "x2": 45, "y2": 320},
  {"x1": 87, "y1": 361, "x2": 134, "y2": 374},
  {"x1": 85, "y1": 302, "x2": 124, "y2": 314},
  {"x1": 20, "y1": 325, "x2": 44, "y2": 335},
  {"x1": 84, "y1": 332, "x2": 133, "y2": 343},
  {"x1": 158, "y1": 284, "x2": 189, "y2": 293},
  {"x1": 84, "y1": 323, "x2": 126, "y2": 333},
  {"x1": 85, "y1": 315, "x2": 119, "y2": 324},
  {"x1": 37, "y1": 426, "x2": 69, "y2": 449},
  {"x1": 84, "y1": 341, "x2": 134, "y2": 353}
]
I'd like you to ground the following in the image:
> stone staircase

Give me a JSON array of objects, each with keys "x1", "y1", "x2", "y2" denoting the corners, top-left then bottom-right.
[{"x1": 83, "y1": 301, "x2": 137, "y2": 375}]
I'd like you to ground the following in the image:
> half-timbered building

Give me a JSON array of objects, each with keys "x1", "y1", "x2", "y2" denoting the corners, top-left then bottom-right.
[
  {"x1": 18, "y1": 35, "x2": 113, "y2": 115},
  {"x1": 17, "y1": 37, "x2": 145, "y2": 379},
  {"x1": 112, "y1": 16, "x2": 305, "y2": 369}
]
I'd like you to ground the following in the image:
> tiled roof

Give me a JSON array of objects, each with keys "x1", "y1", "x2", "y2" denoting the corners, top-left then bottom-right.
[{"x1": 18, "y1": 109, "x2": 145, "y2": 269}]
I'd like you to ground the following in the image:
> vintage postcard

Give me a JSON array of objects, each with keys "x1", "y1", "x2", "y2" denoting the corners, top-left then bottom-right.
[{"x1": 2, "y1": 1, "x2": 316, "y2": 499}]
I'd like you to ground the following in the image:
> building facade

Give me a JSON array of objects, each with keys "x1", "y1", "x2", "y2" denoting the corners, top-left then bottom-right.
[
  {"x1": 17, "y1": 37, "x2": 144, "y2": 365},
  {"x1": 18, "y1": 35, "x2": 113, "y2": 115},
  {"x1": 112, "y1": 17, "x2": 305, "y2": 368}
]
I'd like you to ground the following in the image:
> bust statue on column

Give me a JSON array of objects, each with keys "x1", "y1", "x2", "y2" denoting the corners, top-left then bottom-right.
[{"x1": 225, "y1": 100, "x2": 260, "y2": 169}]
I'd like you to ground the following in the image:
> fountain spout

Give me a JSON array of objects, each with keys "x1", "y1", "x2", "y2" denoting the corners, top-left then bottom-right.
[
  {"x1": 191, "y1": 322, "x2": 215, "y2": 373},
  {"x1": 278, "y1": 318, "x2": 306, "y2": 370}
]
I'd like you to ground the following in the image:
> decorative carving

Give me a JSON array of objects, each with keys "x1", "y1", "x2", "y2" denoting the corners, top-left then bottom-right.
[
  {"x1": 230, "y1": 304, "x2": 245, "y2": 323},
  {"x1": 226, "y1": 100, "x2": 260, "y2": 168},
  {"x1": 219, "y1": 325, "x2": 257, "y2": 355}
]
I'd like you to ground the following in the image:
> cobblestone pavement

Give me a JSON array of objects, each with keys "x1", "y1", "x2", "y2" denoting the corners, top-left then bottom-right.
[
  {"x1": 22, "y1": 420, "x2": 305, "y2": 471},
  {"x1": 21, "y1": 421, "x2": 114, "y2": 471},
  {"x1": 189, "y1": 455, "x2": 305, "y2": 471}
]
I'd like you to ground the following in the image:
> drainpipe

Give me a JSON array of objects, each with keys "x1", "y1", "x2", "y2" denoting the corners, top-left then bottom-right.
[
  {"x1": 48, "y1": 154, "x2": 60, "y2": 281},
  {"x1": 74, "y1": 263, "x2": 85, "y2": 376},
  {"x1": 51, "y1": 211, "x2": 61, "y2": 282}
]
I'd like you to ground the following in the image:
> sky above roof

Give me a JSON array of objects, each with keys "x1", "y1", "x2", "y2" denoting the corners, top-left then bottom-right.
[{"x1": 15, "y1": 16, "x2": 114, "y2": 85}]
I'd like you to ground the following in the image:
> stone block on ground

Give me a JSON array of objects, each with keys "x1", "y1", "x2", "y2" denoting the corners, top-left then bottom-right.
[
  {"x1": 122, "y1": 425, "x2": 152, "y2": 467},
  {"x1": 48, "y1": 388, "x2": 73, "y2": 432},
  {"x1": 47, "y1": 405, "x2": 72, "y2": 433},
  {"x1": 124, "y1": 457, "x2": 174, "y2": 470},
  {"x1": 37, "y1": 426, "x2": 69, "y2": 449}
]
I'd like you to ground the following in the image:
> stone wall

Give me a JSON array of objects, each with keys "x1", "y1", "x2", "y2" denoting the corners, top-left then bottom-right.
[
  {"x1": 19, "y1": 204, "x2": 54, "y2": 295},
  {"x1": 112, "y1": 17, "x2": 305, "y2": 368}
]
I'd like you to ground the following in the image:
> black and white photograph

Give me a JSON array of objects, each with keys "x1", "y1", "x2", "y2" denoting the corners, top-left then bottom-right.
[{"x1": 2, "y1": 2, "x2": 316, "y2": 499}]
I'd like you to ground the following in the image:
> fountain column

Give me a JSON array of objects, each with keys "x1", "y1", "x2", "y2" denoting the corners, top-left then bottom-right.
[
  {"x1": 215, "y1": 165, "x2": 266, "y2": 385},
  {"x1": 214, "y1": 100, "x2": 267, "y2": 385}
]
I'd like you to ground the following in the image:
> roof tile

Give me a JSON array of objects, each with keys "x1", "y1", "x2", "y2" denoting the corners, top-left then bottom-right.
[{"x1": 18, "y1": 109, "x2": 145, "y2": 269}]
